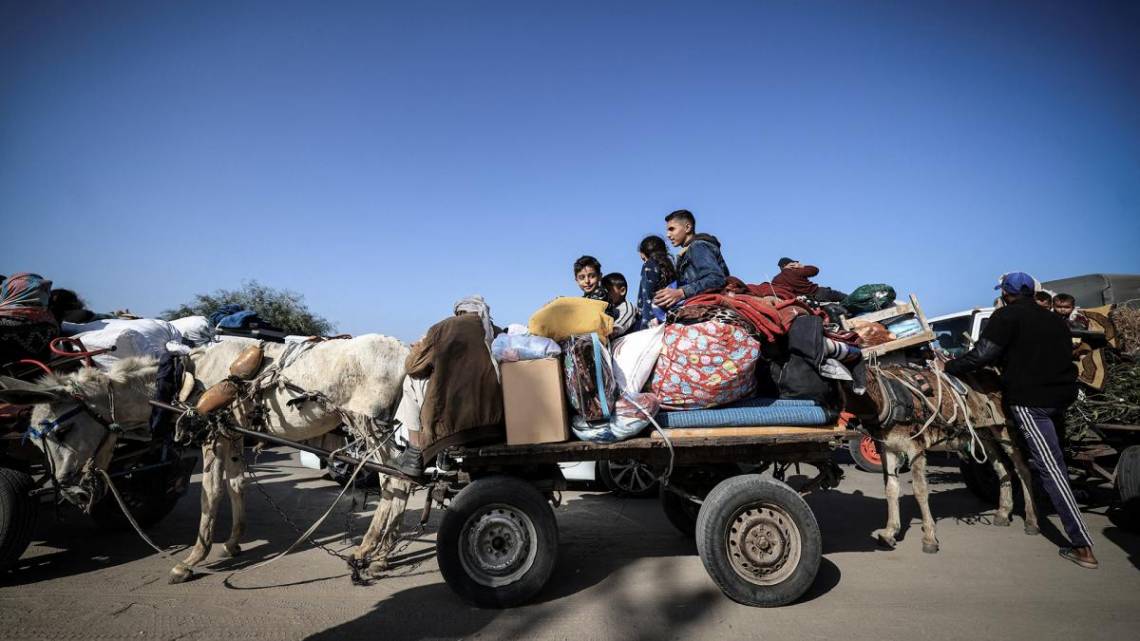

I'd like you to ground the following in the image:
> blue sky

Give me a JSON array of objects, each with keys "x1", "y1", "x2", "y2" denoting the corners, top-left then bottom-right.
[{"x1": 3, "y1": 1, "x2": 1138, "y2": 340}]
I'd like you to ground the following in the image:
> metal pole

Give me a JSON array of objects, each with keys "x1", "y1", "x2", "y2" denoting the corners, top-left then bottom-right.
[{"x1": 147, "y1": 400, "x2": 419, "y2": 483}]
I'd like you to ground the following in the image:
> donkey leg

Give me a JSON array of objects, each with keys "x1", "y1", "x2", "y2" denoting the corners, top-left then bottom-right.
[
  {"x1": 911, "y1": 452, "x2": 939, "y2": 553},
  {"x1": 171, "y1": 441, "x2": 226, "y2": 583},
  {"x1": 354, "y1": 478, "x2": 395, "y2": 573},
  {"x1": 873, "y1": 448, "x2": 903, "y2": 549},
  {"x1": 984, "y1": 439, "x2": 1015, "y2": 527},
  {"x1": 372, "y1": 479, "x2": 412, "y2": 568},
  {"x1": 995, "y1": 427, "x2": 1040, "y2": 535},
  {"x1": 221, "y1": 436, "x2": 246, "y2": 558}
]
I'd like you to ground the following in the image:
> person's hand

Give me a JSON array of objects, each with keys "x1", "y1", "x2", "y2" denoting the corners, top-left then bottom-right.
[
  {"x1": 648, "y1": 318, "x2": 661, "y2": 328},
  {"x1": 653, "y1": 287, "x2": 685, "y2": 308}
]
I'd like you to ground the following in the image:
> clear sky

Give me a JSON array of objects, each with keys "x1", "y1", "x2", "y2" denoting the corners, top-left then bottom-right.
[{"x1": 3, "y1": 1, "x2": 1138, "y2": 340}]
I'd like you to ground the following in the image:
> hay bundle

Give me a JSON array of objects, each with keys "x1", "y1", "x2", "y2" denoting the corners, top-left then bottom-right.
[
  {"x1": 1067, "y1": 351, "x2": 1140, "y2": 439},
  {"x1": 1110, "y1": 306, "x2": 1140, "y2": 357}
]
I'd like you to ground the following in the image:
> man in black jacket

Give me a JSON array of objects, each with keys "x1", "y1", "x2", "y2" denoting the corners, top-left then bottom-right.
[
  {"x1": 653, "y1": 209, "x2": 730, "y2": 308},
  {"x1": 944, "y1": 272, "x2": 1097, "y2": 569}
]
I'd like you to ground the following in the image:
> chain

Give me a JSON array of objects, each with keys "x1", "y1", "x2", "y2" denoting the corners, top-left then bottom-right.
[{"x1": 246, "y1": 449, "x2": 357, "y2": 565}]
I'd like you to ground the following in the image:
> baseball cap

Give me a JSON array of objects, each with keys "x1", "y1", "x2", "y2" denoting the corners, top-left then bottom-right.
[{"x1": 995, "y1": 272, "x2": 1036, "y2": 295}]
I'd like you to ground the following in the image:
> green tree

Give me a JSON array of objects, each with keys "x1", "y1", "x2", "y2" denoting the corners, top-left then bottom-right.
[{"x1": 162, "y1": 280, "x2": 335, "y2": 336}]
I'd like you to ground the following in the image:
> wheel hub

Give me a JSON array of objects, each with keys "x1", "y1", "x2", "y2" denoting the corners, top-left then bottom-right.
[
  {"x1": 726, "y1": 504, "x2": 801, "y2": 585},
  {"x1": 460, "y1": 505, "x2": 536, "y2": 587}
]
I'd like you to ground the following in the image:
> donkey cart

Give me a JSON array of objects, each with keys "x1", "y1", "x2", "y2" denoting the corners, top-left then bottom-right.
[{"x1": 435, "y1": 424, "x2": 849, "y2": 608}]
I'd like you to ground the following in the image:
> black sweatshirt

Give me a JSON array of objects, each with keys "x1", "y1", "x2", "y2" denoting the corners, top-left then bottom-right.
[{"x1": 945, "y1": 296, "x2": 1077, "y2": 407}]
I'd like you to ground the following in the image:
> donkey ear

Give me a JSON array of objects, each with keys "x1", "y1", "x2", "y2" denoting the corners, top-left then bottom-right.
[{"x1": 0, "y1": 376, "x2": 69, "y2": 405}]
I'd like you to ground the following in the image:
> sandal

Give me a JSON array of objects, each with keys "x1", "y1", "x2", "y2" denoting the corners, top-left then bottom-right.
[{"x1": 1059, "y1": 547, "x2": 1099, "y2": 570}]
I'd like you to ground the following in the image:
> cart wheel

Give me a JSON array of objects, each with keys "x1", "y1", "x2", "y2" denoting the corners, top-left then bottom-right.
[
  {"x1": 848, "y1": 435, "x2": 883, "y2": 473},
  {"x1": 437, "y1": 475, "x2": 558, "y2": 608},
  {"x1": 660, "y1": 486, "x2": 699, "y2": 538},
  {"x1": 91, "y1": 451, "x2": 194, "y2": 531},
  {"x1": 0, "y1": 467, "x2": 38, "y2": 571},
  {"x1": 1116, "y1": 445, "x2": 1140, "y2": 532},
  {"x1": 598, "y1": 458, "x2": 660, "y2": 498},
  {"x1": 696, "y1": 474, "x2": 821, "y2": 607}
]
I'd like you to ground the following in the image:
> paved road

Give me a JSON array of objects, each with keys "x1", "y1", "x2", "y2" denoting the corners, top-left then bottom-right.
[{"x1": 2, "y1": 449, "x2": 1138, "y2": 641}]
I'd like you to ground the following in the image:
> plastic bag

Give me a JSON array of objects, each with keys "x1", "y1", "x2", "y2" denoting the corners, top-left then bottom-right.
[
  {"x1": 492, "y1": 333, "x2": 562, "y2": 362},
  {"x1": 611, "y1": 325, "x2": 666, "y2": 395},
  {"x1": 563, "y1": 332, "x2": 617, "y2": 421},
  {"x1": 885, "y1": 318, "x2": 923, "y2": 339},
  {"x1": 843, "y1": 284, "x2": 897, "y2": 314},
  {"x1": 572, "y1": 393, "x2": 660, "y2": 443}
]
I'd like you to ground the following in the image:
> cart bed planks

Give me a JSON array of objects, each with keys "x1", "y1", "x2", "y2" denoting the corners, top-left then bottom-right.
[{"x1": 448, "y1": 425, "x2": 853, "y2": 466}]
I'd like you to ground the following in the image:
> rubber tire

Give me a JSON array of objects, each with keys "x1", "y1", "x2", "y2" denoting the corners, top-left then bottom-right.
[
  {"x1": 660, "y1": 486, "x2": 699, "y2": 539},
  {"x1": 437, "y1": 475, "x2": 558, "y2": 608},
  {"x1": 90, "y1": 454, "x2": 194, "y2": 531},
  {"x1": 598, "y1": 459, "x2": 660, "y2": 498},
  {"x1": 695, "y1": 474, "x2": 821, "y2": 607},
  {"x1": 1116, "y1": 445, "x2": 1140, "y2": 532},
  {"x1": 0, "y1": 467, "x2": 38, "y2": 571},
  {"x1": 848, "y1": 435, "x2": 883, "y2": 474}
]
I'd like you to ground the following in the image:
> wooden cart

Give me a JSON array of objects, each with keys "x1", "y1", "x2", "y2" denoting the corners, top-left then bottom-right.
[{"x1": 435, "y1": 424, "x2": 851, "y2": 609}]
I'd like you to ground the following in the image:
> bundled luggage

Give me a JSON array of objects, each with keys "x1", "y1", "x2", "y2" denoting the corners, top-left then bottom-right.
[
  {"x1": 651, "y1": 321, "x2": 762, "y2": 410},
  {"x1": 563, "y1": 332, "x2": 617, "y2": 421},
  {"x1": 843, "y1": 283, "x2": 897, "y2": 314}
]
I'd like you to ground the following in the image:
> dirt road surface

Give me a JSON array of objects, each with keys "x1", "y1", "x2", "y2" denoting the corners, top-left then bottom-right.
[{"x1": 3, "y1": 449, "x2": 1138, "y2": 641}]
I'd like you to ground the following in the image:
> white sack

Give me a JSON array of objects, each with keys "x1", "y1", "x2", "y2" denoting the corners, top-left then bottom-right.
[
  {"x1": 169, "y1": 315, "x2": 214, "y2": 346},
  {"x1": 62, "y1": 318, "x2": 183, "y2": 369},
  {"x1": 611, "y1": 325, "x2": 666, "y2": 396}
]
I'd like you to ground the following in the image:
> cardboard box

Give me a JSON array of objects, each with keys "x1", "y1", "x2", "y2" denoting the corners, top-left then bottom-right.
[{"x1": 502, "y1": 358, "x2": 570, "y2": 445}]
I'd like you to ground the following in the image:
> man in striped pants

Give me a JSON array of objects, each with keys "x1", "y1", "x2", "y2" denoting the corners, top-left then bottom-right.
[{"x1": 945, "y1": 272, "x2": 1097, "y2": 569}]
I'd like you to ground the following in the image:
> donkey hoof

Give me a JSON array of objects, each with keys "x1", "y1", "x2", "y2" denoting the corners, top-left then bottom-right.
[
  {"x1": 1024, "y1": 524, "x2": 1040, "y2": 536},
  {"x1": 221, "y1": 543, "x2": 242, "y2": 558},
  {"x1": 922, "y1": 541, "x2": 940, "y2": 554},
  {"x1": 168, "y1": 566, "x2": 192, "y2": 584},
  {"x1": 872, "y1": 530, "x2": 897, "y2": 549},
  {"x1": 994, "y1": 515, "x2": 1012, "y2": 527}
]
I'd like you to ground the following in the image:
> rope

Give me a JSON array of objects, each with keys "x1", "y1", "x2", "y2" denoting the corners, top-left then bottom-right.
[
  {"x1": 97, "y1": 442, "x2": 381, "y2": 580},
  {"x1": 94, "y1": 467, "x2": 226, "y2": 574},
  {"x1": 622, "y1": 392, "x2": 675, "y2": 486}
]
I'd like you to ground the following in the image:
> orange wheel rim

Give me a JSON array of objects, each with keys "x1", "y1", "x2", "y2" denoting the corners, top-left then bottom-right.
[{"x1": 859, "y1": 435, "x2": 881, "y2": 466}]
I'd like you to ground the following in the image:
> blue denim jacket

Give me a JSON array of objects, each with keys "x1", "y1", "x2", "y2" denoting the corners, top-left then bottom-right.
[{"x1": 676, "y1": 235, "x2": 729, "y2": 298}]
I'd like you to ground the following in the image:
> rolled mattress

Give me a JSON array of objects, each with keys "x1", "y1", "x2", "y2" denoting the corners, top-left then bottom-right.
[{"x1": 657, "y1": 400, "x2": 834, "y2": 429}]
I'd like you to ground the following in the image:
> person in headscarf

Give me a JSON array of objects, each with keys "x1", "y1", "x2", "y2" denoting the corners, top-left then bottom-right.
[
  {"x1": 392, "y1": 296, "x2": 505, "y2": 476},
  {"x1": 0, "y1": 273, "x2": 60, "y2": 365}
]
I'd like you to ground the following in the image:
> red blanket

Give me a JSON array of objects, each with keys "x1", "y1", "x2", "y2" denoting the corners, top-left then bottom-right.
[{"x1": 682, "y1": 293, "x2": 815, "y2": 342}]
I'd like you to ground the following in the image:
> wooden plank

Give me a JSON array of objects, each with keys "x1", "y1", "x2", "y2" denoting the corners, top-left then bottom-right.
[
  {"x1": 451, "y1": 429, "x2": 848, "y2": 460},
  {"x1": 910, "y1": 293, "x2": 931, "y2": 333},
  {"x1": 841, "y1": 302, "x2": 914, "y2": 328},
  {"x1": 650, "y1": 424, "x2": 844, "y2": 439},
  {"x1": 860, "y1": 329, "x2": 936, "y2": 357}
]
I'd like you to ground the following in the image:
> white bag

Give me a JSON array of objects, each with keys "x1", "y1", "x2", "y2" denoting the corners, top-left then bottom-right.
[
  {"x1": 611, "y1": 325, "x2": 666, "y2": 396},
  {"x1": 169, "y1": 315, "x2": 214, "y2": 346},
  {"x1": 62, "y1": 318, "x2": 183, "y2": 369}
]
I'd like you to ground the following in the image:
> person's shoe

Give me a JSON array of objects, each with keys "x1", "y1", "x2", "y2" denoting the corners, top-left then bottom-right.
[
  {"x1": 392, "y1": 445, "x2": 424, "y2": 478},
  {"x1": 1059, "y1": 546, "x2": 1099, "y2": 570}
]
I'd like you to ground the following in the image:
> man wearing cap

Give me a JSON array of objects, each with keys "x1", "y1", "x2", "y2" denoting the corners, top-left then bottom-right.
[
  {"x1": 943, "y1": 272, "x2": 1097, "y2": 569},
  {"x1": 771, "y1": 258, "x2": 847, "y2": 303}
]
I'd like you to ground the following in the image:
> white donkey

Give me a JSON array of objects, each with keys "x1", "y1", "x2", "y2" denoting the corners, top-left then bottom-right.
[{"x1": 0, "y1": 334, "x2": 414, "y2": 583}]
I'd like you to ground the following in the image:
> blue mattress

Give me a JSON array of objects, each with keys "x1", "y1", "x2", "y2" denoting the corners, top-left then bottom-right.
[{"x1": 657, "y1": 402, "x2": 833, "y2": 429}]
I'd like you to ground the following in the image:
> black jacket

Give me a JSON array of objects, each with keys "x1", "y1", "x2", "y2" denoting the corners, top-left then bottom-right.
[{"x1": 945, "y1": 296, "x2": 1077, "y2": 407}]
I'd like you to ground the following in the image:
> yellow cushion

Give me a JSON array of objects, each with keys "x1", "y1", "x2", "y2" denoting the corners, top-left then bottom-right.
[{"x1": 528, "y1": 297, "x2": 614, "y2": 343}]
